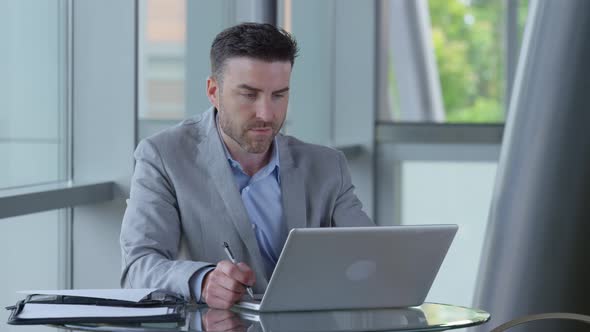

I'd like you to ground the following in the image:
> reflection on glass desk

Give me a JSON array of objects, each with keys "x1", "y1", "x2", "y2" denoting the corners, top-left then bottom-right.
[{"x1": 56, "y1": 303, "x2": 490, "y2": 332}]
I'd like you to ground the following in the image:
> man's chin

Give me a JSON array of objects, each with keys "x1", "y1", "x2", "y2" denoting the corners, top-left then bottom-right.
[
  {"x1": 244, "y1": 145, "x2": 271, "y2": 154},
  {"x1": 242, "y1": 140, "x2": 273, "y2": 154}
]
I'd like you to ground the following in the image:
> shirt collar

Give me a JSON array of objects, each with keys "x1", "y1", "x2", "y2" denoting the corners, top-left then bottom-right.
[{"x1": 215, "y1": 111, "x2": 281, "y2": 181}]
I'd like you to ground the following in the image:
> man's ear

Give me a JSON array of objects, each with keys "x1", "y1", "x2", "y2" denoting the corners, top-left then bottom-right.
[{"x1": 206, "y1": 76, "x2": 219, "y2": 108}]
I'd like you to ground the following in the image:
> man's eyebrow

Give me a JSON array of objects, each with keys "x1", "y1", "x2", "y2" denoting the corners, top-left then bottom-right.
[
  {"x1": 236, "y1": 84, "x2": 262, "y2": 92},
  {"x1": 272, "y1": 87, "x2": 290, "y2": 94},
  {"x1": 236, "y1": 84, "x2": 290, "y2": 94}
]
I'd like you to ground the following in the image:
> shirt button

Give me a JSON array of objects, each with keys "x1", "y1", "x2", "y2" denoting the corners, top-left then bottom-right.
[
  {"x1": 244, "y1": 186, "x2": 250, "y2": 192},
  {"x1": 251, "y1": 224, "x2": 257, "y2": 229}
]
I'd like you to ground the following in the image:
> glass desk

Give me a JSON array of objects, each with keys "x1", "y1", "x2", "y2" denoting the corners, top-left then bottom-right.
[{"x1": 53, "y1": 303, "x2": 490, "y2": 332}]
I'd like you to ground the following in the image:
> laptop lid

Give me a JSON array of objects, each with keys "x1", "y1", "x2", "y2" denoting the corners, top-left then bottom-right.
[{"x1": 241, "y1": 224, "x2": 457, "y2": 312}]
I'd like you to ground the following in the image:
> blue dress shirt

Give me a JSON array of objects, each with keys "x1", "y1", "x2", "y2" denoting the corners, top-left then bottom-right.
[
  {"x1": 190, "y1": 118, "x2": 286, "y2": 302},
  {"x1": 221, "y1": 137, "x2": 287, "y2": 279}
]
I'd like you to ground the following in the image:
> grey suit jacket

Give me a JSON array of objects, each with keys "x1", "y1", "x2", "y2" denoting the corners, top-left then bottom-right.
[{"x1": 120, "y1": 107, "x2": 373, "y2": 300}]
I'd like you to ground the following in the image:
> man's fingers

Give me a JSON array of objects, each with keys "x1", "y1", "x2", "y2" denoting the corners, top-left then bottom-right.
[
  {"x1": 218, "y1": 260, "x2": 255, "y2": 286},
  {"x1": 205, "y1": 295, "x2": 231, "y2": 310},
  {"x1": 202, "y1": 261, "x2": 256, "y2": 309},
  {"x1": 206, "y1": 293, "x2": 238, "y2": 310},
  {"x1": 205, "y1": 295, "x2": 230, "y2": 310},
  {"x1": 236, "y1": 262, "x2": 252, "y2": 273},
  {"x1": 207, "y1": 282, "x2": 244, "y2": 304},
  {"x1": 215, "y1": 273, "x2": 246, "y2": 294},
  {"x1": 207, "y1": 268, "x2": 246, "y2": 294},
  {"x1": 236, "y1": 262, "x2": 256, "y2": 285}
]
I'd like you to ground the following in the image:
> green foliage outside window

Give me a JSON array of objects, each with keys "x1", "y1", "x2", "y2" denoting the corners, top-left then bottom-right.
[{"x1": 429, "y1": 0, "x2": 528, "y2": 123}]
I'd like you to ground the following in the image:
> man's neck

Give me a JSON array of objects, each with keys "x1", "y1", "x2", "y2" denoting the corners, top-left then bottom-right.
[{"x1": 220, "y1": 131, "x2": 272, "y2": 177}]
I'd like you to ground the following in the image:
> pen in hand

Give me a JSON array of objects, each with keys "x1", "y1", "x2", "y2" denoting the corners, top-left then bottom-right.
[{"x1": 223, "y1": 242, "x2": 255, "y2": 299}]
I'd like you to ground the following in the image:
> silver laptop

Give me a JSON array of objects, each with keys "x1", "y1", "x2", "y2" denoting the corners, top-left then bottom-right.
[{"x1": 235, "y1": 224, "x2": 458, "y2": 312}]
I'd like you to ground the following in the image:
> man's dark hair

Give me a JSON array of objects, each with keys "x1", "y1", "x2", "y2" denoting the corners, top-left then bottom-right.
[{"x1": 210, "y1": 22, "x2": 299, "y2": 81}]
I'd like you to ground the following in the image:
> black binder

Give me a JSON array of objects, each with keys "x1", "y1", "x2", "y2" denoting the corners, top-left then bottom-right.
[{"x1": 6, "y1": 292, "x2": 186, "y2": 325}]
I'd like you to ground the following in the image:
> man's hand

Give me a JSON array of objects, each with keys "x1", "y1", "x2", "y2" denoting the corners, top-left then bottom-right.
[{"x1": 202, "y1": 260, "x2": 255, "y2": 309}]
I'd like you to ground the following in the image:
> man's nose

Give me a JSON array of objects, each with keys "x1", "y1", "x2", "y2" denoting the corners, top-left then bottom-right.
[{"x1": 255, "y1": 97, "x2": 274, "y2": 122}]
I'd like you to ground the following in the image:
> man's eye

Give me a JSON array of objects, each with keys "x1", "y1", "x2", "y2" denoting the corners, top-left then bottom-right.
[
  {"x1": 242, "y1": 93, "x2": 257, "y2": 99},
  {"x1": 272, "y1": 94, "x2": 285, "y2": 99}
]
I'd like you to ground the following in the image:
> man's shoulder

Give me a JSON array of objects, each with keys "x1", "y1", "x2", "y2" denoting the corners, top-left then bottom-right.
[{"x1": 141, "y1": 110, "x2": 213, "y2": 148}]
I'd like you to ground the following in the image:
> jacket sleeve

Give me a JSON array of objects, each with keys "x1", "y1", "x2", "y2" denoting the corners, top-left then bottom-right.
[
  {"x1": 120, "y1": 138, "x2": 214, "y2": 300},
  {"x1": 332, "y1": 151, "x2": 375, "y2": 227}
]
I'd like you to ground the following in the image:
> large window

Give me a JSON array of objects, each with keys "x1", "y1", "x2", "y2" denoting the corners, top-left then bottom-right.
[
  {"x1": 1, "y1": 211, "x2": 63, "y2": 332},
  {"x1": 0, "y1": 0, "x2": 69, "y2": 189},
  {"x1": 0, "y1": 1, "x2": 69, "y2": 331},
  {"x1": 384, "y1": 0, "x2": 529, "y2": 123}
]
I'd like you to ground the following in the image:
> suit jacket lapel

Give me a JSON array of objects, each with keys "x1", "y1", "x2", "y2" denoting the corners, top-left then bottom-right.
[
  {"x1": 278, "y1": 135, "x2": 307, "y2": 231},
  {"x1": 197, "y1": 108, "x2": 268, "y2": 287}
]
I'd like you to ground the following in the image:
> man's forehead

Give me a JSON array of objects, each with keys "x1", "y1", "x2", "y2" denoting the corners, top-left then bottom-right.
[{"x1": 222, "y1": 57, "x2": 292, "y2": 89}]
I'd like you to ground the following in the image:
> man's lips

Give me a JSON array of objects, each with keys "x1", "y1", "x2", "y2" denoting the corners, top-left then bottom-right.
[{"x1": 249, "y1": 127, "x2": 272, "y2": 133}]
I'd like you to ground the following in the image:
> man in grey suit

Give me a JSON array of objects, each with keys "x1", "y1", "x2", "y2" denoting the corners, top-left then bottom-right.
[{"x1": 120, "y1": 23, "x2": 373, "y2": 310}]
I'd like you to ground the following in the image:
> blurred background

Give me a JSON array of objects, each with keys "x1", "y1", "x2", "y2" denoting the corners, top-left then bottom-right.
[{"x1": 2, "y1": 1, "x2": 589, "y2": 331}]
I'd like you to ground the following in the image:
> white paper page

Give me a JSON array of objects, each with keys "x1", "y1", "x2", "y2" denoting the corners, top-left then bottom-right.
[
  {"x1": 17, "y1": 289, "x2": 158, "y2": 302},
  {"x1": 17, "y1": 303, "x2": 170, "y2": 319}
]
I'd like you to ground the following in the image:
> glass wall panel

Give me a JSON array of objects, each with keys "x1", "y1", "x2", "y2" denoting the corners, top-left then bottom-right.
[
  {"x1": 0, "y1": 0, "x2": 68, "y2": 189},
  {"x1": 400, "y1": 161, "x2": 497, "y2": 307},
  {"x1": 0, "y1": 2, "x2": 67, "y2": 330},
  {"x1": 0, "y1": 211, "x2": 61, "y2": 332}
]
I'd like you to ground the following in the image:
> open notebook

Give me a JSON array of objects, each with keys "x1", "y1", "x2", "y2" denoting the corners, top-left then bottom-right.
[{"x1": 6, "y1": 289, "x2": 185, "y2": 325}]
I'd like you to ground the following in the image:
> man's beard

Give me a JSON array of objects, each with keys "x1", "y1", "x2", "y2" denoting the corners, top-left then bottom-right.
[{"x1": 217, "y1": 100, "x2": 283, "y2": 154}]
